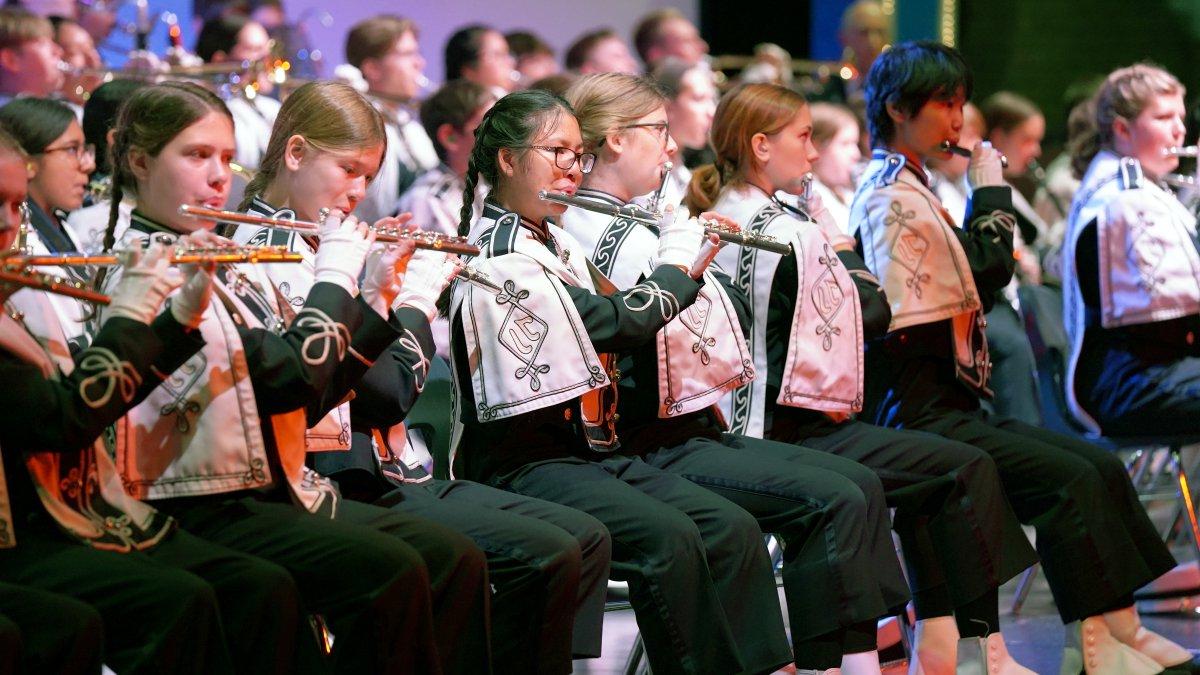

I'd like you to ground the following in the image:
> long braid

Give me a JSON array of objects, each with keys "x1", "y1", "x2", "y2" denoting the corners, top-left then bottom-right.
[{"x1": 458, "y1": 154, "x2": 480, "y2": 237}]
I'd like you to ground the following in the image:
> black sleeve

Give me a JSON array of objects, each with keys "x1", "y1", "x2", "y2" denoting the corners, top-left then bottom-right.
[
  {"x1": 563, "y1": 264, "x2": 702, "y2": 353},
  {"x1": 838, "y1": 249, "x2": 892, "y2": 339},
  {"x1": 955, "y1": 185, "x2": 1017, "y2": 301},
  {"x1": 711, "y1": 268, "x2": 752, "y2": 339},
  {"x1": 237, "y1": 281, "x2": 368, "y2": 416},
  {"x1": 304, "y1": 295, "x2": 405, "y2": 425},
  {"x1": 344, "y1": 307, "x2": 435, "y2": 429},
  {"x1": 0, "y1": 313, "x2": 204, "y2": 451}
]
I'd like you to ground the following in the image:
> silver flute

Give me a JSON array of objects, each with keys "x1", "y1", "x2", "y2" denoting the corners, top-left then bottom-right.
[
  {"x1": 939, "y1": 141, "x2": 1009, "y2": 168},
  {"x1": 539, "y1": 190, "x2": 793, "y2": 255},
  {"x1": 1165, "y1": 146, "x2": 1200, "y2": 158}
]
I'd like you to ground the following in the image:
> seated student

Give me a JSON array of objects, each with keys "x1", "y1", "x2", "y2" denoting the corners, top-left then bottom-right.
[
  {"x1": 448, "y1": 88, "x2": 792, "y2": 675},
  {"x1": 564, "y1": 29, "x2": 639, "y2": 76},
  {"x1": 631, "y1": 8, "x2": 708, "y2": 71},
  {"x1": 0, "y1": 98, "x2": 96, "y2": 346},
  {"x1": 562, "y1": 72, "x2": 911, "y2": 675},
  {"x1": 232, "y1": 79, "x2": 613, "y2": 674},
  {"x1": 506, "y1": 30, "x2": 559, "y2": 88},
  {"x1": 344, "y1": 14, "x2": 439, "y2": 222},
  {"x1": 852, "y1": 41, "x2": 1195, "y2": 675},
  {"x1": 48, "y1": 16, "x2": 102, "y2": 121},
  {"x1": 926, "y1": 101, "x2": 984, "y2": 224},
  {"x1": 1063, "y1": 64, "x2": 1200, "y2": 441},
  {"x1": 808, "y1": 102, "x2": 862, "y2": 234},
  {"x1": 97, "y1": 80, "x2": 491, "y2": 675},
  {"x1": 631, "y1": 58, "x2": 717, "y2": 210},
  {"x1": 0, "y1": 123, "x2": 313, "y2": 675},
  {"x1": 445, "y1": 25, "x2": 518, "y2": 99},
  {"x1": 194, "y1": 14, "x2": 280, "y2": 174},
  {"x1": 0, "y1": 8, "x2": 62, "y2": 105}
]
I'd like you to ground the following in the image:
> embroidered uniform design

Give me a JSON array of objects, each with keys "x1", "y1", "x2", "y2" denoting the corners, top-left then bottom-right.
[
  {"x1": 495, "y1": 280, "x2": 551, "y2": 392},
  {"x1": 78, "y1": 347, "x2": 142, "y2": 408},
  {"x1": 729, "y1": 202, "x2": 784, "y2": 434},
  {"x1": 398, "y1": 328, "x2": 431, "y2": 392},
  {"x1": 974, "y1": 210, "x2": 1016, "y2": 244},
  {"x1": 623, "y1": 280, "x2": 680, "y2": 320},
  {"x1": 295, "y1": 308, "x2": 350, "y2": 365},
  {"x1": 886, "y1": 201, "x2": 931, "y2": 298},
  {"x1": 158, "y1": 356, "x2": 205, "y2": 432},
  {"x1": 592, "y1": 218, "x2": 637, "y2": 277},
  {"x1": 811, "y1": 243, "x2": 847, "y2": 351},
  {"x1": 679, "y1": 291, "x2": 716, "y2": 364},
  {"x1": 1127, "y1": 210, "x2": 1167, "y2": 294}
]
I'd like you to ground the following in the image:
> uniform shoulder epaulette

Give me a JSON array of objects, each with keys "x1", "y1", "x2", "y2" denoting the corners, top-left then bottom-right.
[
  {"x1": 874, "y1": 152, "x2": 907, "y2": 187},
  {"x1": 1117, "y1": 156, "x2": 1144, "y2": 190},
  {"x1": 432, "y1": 171, "x2": 456, "y2": 199}
]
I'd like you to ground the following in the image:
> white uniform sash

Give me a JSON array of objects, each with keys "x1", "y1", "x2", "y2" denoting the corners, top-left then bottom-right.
[
  {"x1": 712, "y1": 186, "x2": 864, "y2": 437},
  {"x1": 1063, "y1": 151, "x2": 1200, "y2": 431},
  {"x1": 3, "y1": 294, "x2": 173, "y2": 551},
  {"x1": 561, "y1": 191, "x2": 753, "y2": 418}
]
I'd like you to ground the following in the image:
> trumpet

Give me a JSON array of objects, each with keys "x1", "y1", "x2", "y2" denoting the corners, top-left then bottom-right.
[
  {"x1": 0, "y1": 268, "x2": 110, "y2": 305},
  {"x1": 177, "y1": 205, "x2": 481, "y2": 256},
  {"x1": 538, "y1": 190, "x2": 794, "y2": 255},
  {"x1": 939, "y1": 141, "x2": 1009, "y2": 169},
  {"x1": 1, "y1": 245, "x2": 303, "y2": 267}
]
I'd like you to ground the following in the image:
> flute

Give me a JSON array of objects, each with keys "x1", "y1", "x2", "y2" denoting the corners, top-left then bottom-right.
[
  {"x1": 939, "y1": 141, "x2": 1009, "y2": 169},
  {"x1": 0, "y1": 268, "x2": 110, "y2": 305},
  {"x1": 178, "y1": 205, "x2": 481, "y2": 256},
  {"x1": 538, "y1": 190, "x2": 793, "y2": 255},
  {"x1": 1165, "y1": 146, "x2": 1200, "y2": 158},
  {"x1": 2, "y1": 246, "x2": 304, "y2": 267}
]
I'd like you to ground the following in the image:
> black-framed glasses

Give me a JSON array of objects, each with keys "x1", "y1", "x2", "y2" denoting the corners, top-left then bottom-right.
[
  {"x1": 515, "y1": 145, "x2": 596, "y2": 174},
  {"x1": 40, "y1": 142, "x2": 95, "y2": 167},
  {"x1": 621, "y1": 121, "x2": 671, "y2": 142}
]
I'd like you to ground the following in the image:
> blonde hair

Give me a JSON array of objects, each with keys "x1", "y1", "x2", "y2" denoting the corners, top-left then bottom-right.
[
  {"x1": 809, "y1": 102, "x2": 858, "y2": 149},
  {"x1": 240, "y1": 81, "x2": 386, "y2": 209},
  {"x1": 1070, "y1": 63, "x2": 1184, "y2": 178},
  {"x1": 685, "y1": 82, "x2": 807, "y2": 213},
  {"x1": 0, "y1": 8, "x2": 51, "y2": 51},
  {"x1": 564, "y1": 72, "x2": 667, "y2": 152}
]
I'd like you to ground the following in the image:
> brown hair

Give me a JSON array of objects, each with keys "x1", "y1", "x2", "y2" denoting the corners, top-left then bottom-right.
[
  {"x1": 345, "y1": 15, "x2": 418, "y2": 70},
  {"x1": 565, "y1": 29, "x2": 618, "y2": 71},
  {"x1": 0, "y1": 8, "x2": 51, "y2": 51},
  {"x1": 564, "y1": 72, "x2": 667, "y2": 152},
  {"x1": 685, "y1": 82, "x2": 807, "y2": 213},
  {"x1": 809, "y1": 102, "x2": 858, "y2": 148},
  {"x1": 632, "y1": 8, "x2": 684, "y2": 64},
  {"x1": 1069, "y1": 63, "x2": 1183, "y2": 178},
  {"x1": 420, "y1": 79, "x2": 494, "y2": 161},
  {"x1": 240, "y1": 80, "x2": 386, "y2": 209},
  {"x1": 980, "y1": 90, "x2": 1041, "y2": 135}
]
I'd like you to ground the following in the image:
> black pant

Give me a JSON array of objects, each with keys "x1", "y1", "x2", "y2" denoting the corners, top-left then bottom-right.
[
  {"x1": 502, "y1": 454, "x2": 792, "y2": 675},
  {"x1": 156, "y1": 492, "x2": 491, "y2": 675},
  {"x1": 376, "y1": 479, "x2": 611, "y2": 674},
  {"x1": 637, "y1": 434, "x2": 909, "y2": 647},
  {"x1": 905, "y1": 408, "x2": 1178, "y2": 621},
  {"x1": 984, "y1": 302, "x2": 1043, "y2": 426},
  {"x1": 0, "y1": 582, "x2": 103, "y2": 675},
  {"x1": 774, "y1": 419, "x2": 1037, "y2": 612}
]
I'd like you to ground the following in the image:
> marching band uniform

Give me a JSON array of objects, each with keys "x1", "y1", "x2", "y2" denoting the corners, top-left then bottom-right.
[
  {"x1": 0, "y1": 286, "x2": 282, "y2": 674},
  {"x1": 449, "y1": 201, "x2": 793, "y2": 675},
  {"x1": 65, "y1": 198, "x2": 133, "y2": 255},
  {"x1": 226, "y1": 94, "x2": 282, "y2": 173},
  {"x1": 101, "y1": 210, "x2": 492, "y2": 675},
  {"x1": 0, "y1": 583, "x2": 102, "y2": 675},
  {"x1": 21, "y1": 200, "x2": 93, "y2": 349},
  {"x1": 1064, "y1": 151, "x2": 1200, "y2": 436},
  {"x1": 357, "y1": 97, "x2": 439, "y2": 224},
  {"x1": 235, "y1": 196, "x2": 612, "y2": 674},
  {"x1": 852, "y1": 149, "x2": 1177, "y2": 624},
  {"x1": 709, "y1": 182, "x2": 1035, "y2": 629},
  {"x1": 561, "y1": 189, "x2": 911, "y2": 658}
]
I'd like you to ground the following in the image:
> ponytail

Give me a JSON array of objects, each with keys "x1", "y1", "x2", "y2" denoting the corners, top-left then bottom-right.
[{"x1": 685, "y1": 164, "x2": 722, "y2": 214}]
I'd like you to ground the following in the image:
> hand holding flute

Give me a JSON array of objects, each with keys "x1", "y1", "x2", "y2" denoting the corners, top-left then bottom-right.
[{"x1": 955, "y1": 140, "x2": 1008, "y2": 189}]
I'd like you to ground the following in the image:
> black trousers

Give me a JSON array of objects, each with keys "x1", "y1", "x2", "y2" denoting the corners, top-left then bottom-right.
[
  {"x1": 0, "y1": 582, "x2": 103, "y2": 675},
  {"x1": 637, "y1": 434, "x2": 909, "y2": 647},
  {"x1": 1080, "y1": 352, "x2": 1200, "y2": 436},
  {"x1": 502, "y1": 454, "x2": 793, "y2": 675},
  {"x1": 0, "y1": 518, "x2": 305, "y2": 675},
  {"x1": 156, "y1": 492, "x2": 491, "y2": 675},
  {"x1": 904, "y1": 408, "x2": 1178, "y2": 621},
  {"x1": 985, "y1": 302, "x2": 1043, "y2": 426},
  {"x1": 772, "y1": 418, "x2": 1037, "y2": 612},
  {"x1": 376, "y1": 478, "x2": 611, "y2": 674}
]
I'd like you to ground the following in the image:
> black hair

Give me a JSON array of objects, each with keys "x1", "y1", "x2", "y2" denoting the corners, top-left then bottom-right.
[
  {"x1": 194, "y1": 14, "x2": 251, "y2": 63},
  {"x1": 444, "y1": 24, "x2": 491, "y2": 82},
  {"x1": 0, "y1": 97, "x2": 75, "y2": 156},
  {"x1": 82, "y1": 78, "x2": 146, "y2": 176},
  {"x1": 864, "y1": 40, "x2": 972, "y2": 148},
  {"x1": 420, "y1": 79, "x2": 493, "y2": 161}
]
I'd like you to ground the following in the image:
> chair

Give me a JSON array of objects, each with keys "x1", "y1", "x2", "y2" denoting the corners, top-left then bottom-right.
[{"x1": 1013, "y1": 284, "x2": 1200, "y2": 614}]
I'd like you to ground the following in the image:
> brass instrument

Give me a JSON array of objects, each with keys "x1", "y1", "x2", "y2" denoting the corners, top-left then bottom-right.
[
  {"x1": 0, "y1": 268, "x2": 110, "y2": 305},
  {"x1": 538, "y1": 190, "x2": 793, "y2": 255},
  {"x1": 177, "y1": 205, "x2": 481, "y2": 256},
  {"x1": 939, "y1": 141, "x2": 1009, "y2": 169}
]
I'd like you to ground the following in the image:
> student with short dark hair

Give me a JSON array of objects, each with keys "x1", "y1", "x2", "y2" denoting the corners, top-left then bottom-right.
[
  {"x1": 564, "y1": 28, "x2": 638, "y2": 76},
  {"x1": 853, "y1": 41, "x2": 1193, "y2": 675},
  {"x1": 444, "y1": 24, "x2": 516, "y2": 98}
]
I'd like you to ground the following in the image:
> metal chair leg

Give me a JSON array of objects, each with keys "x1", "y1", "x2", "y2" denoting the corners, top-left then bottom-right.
[
  {"x1": 1170, "y1": 445, "x2": 1200, "y2": 561},
  {"x1": 1010, "y1": 564, "x2": 1039, "y2": 615},
  {"x1": 623, "y1": 632, "x2": 647, "y2": 675}
]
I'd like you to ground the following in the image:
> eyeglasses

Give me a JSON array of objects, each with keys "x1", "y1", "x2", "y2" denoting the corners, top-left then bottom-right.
[
  {"x1": 40, "y1": 142, "x2": 95, "y2": 167},
  {"x1": 621, "y1": 121, "x2": 671, "y2": 142},
  {"x1": 515, "y1": 145, "x2": 596, "y2": 174}
]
